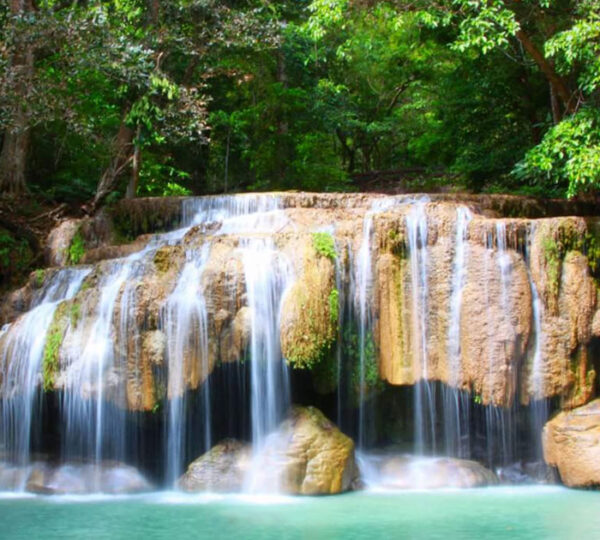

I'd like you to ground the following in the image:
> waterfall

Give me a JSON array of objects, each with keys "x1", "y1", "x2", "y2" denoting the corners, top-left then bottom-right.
[
  {"x1": 526, "y1": 224, "x2": 548, "y2": 460},
  {"x1": 443, "y1": 207, "x2": 473, "y2": 458},
  {"x1": 353, "y1": 197, "x2": 402, "y2": 449},
  {"x1": 60, "y1": 253, "x2": 145, "y2": 463},
  {"x1": 163, "y1": 245, "x2": 211, "y2": 485},
  {"x1": 242, "y1": 237, "x2": 293, "y2": 449},
  {"x1": 482, "y1": 222, "x2": 516, "y2": 467},
  {"x1": 355, "y1": 213, "x2": 375, "y2": 450},
  {"x1": 0, "y1": 193, "x2": 581, "y2": 493},
  {"x1": 334, "y1": 239, "x2": 346, "y2": 428},
  {"x1": 241, "y1": 237, "x2": 293, "y2": 492},
  {"x1": 0, "y1": 268, "x2": 90, "y2": 469},
  {"x1": 406, "y1": 202, "x2": 435, "y2": 455}
]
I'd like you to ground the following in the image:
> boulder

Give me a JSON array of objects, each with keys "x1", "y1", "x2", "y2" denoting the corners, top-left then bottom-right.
[
  {"x1": 543, "y1": 399, "x2": 600, "y2": 488},
  {"x1": 25, "y1": 462, "x2": 153, "y2": 494},
  {"x1": 178, "y1": 439, "x2": 250, "y2": 492},
  {"x1": 179, "y1": 406, "x2": 360, "y2": 495},
  {"x1": 0, "y1": 461, "x2": 152, "y2": 494},
  {"x1": 270, "y1": 406, "x2": 360, "y2": 495},
  {"x1": 360, "y1": 453, "x2": 498, "y2": 489},
  {"x1": 496, "y1": 461, "x2": 557, "y2": 484}
]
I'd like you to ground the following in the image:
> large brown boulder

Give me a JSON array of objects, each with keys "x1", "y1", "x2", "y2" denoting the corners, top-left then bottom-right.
[
  {"x1": 274, "y1": 406, "x2": 360, "y2": 494},
  {"x1": 178, "y1": 439, "x2": 250, "y2": 492},
  {"x1": 543, "y1": 399, "x2": 600, "y2": 488},
  {"x1": 179, "y1": 407, "x2": 359, "y2": 495}
]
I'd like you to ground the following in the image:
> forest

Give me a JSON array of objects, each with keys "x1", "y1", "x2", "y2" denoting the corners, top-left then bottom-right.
[
  {"x1": 0, "y1": 1, "x2": 599, "y2": 282},
  {"x1": 2, "y1": 0, "x2": 599, "y2": 200}
]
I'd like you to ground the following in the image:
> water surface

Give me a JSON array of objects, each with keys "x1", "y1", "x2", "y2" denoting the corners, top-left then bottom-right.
[{"x1": 1, "y1": 487, "x2": 599, "y2": 539}]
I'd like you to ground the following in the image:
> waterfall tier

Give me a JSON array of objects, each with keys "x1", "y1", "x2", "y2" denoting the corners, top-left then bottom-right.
[{"x1": 1, "y1": 192, "x2": 599, "y2": 491}]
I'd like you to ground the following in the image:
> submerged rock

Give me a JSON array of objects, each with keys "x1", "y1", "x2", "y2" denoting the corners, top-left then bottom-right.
[
  {"x1": 543, "y1": 399, "x2": 600, "y2": 488},
  {"x1": 179, "y1": 406, "x2": 360, "y2": 495},
  {"x1": 0, "y1": 461, "x2": 152, "y2": 494},
  {"x1": 360, "y1": 454, "x2": 498, "y2": 489},
  {"x1": 496, "y1": 461, "x2": 557, "y2": 484}
]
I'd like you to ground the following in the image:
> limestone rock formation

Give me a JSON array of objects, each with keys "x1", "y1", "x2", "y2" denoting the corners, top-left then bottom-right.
[
  {"x1": 3, "y1": 193, "x2": 599, "y2": 415},
  {"x1": 280, "y1": 235, "x2": 338, "y2": 370},
  {"x1": 543, "y1": 399, "x2": 600, "y2": 488},
  {"x1": 45, "y1": 219, "x2": 82, "y2": 267}
]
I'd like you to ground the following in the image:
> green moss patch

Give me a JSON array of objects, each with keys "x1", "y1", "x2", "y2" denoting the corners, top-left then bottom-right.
[
  {"x1": 67, "y1": 229, "x2": 85, "y2": 265},
  {"x1": 43, "y1": 302, "x2": 69, "y2": 391},
  {"x1": 312, "y1": 232, "x2": 337, "y2": 261},
  {"x1": 542, "y1": 220, "x2": 600, "y2": 302}
]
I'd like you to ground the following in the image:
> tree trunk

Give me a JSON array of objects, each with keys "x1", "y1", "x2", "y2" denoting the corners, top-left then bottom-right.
[
  {"x1": 126, "y1": 125, "x2": 141, "y2": 199},
  {"x1": 89, "y1": 121, "x2": 134, "y2": 213},
  {"x1": 0, "y1": 126, "x2": 29, "y2": 195},
  {"x1": 0, "y1": 0, "x2": 35, "y2": 196},
  {"x1": 515, "y1": 29, "x2": 574, "y2": 115}
]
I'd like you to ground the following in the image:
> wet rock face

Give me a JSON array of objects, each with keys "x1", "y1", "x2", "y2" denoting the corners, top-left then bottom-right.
[
  {"x1": 280, "y1": 236, "x2": 338, "y2": 370},
  {"x1": 6, "y1": 193, "x2": 599, "y2": 414},
  {"x1": 45, "y1": 219, "x2": 81, "y2": 267},
  {"x1": 0, "y1": 461, "x2": 152, "y2": 494},
  {"x1": 179, "y1": 407, "x2": 360, "y2": 495},
  {"x1": 543, "y1": 399, "x2": 600, "y2": 488}
]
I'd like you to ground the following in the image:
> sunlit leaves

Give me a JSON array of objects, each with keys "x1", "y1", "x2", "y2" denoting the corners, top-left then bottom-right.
[{"x1": 517, "y1": 108, "x2": 600, "y2": 196}]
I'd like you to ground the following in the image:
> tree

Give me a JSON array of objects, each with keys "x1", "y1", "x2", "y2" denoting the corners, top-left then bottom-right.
[{"x1": 0, "y1": 0, "x2": 35, "y2": 195}]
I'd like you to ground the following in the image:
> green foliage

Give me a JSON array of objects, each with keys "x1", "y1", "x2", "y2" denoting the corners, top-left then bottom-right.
[
  {"x1": 516, "y1": 108, "x2": 600, "y2": 197},
  {"x1": 311, "y1": 347, "x2": 339, "y2": 395},
  {"x1": 2, "y1": 0, "x2": 599, "y2": 200},
  {"x1": 312, "y1": 232, "x2": 337, "y2": 260},
  {"x1": 546, "y1": 10, "x2": 600, "y2": 95},
  {"x1": 137, "y1": 155, "x2": 192, "y2": 197},
  {"x1": 67, "y1": 230, "x2": 85, "y2": 265},
  {"x1": 342, "y1": 325, "x2": 382, "y2": 401},
  {"x1": 0, "y1": 229, "x2": 34, "y2": 286},
  {"x1": 34, "y1": 269, "x2": 45, "y2": 288}
]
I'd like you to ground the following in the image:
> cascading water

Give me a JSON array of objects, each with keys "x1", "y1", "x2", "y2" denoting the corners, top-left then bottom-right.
[
  {"x1": 526, "y1": 224, "x2": 548, "y2": 460},
  {"x1": 443, "y1": 207, "x2": 473, "y2": 458},
  {"x1": 241, "y1": 237, "x2": 293, "y2": 492},
  {"x1": 0, "y1": 268, "x2": 90, "y2": 469},
  {"x1": 163, "y1": 245, "x2": 211, "y2": 485},
  {"x1": 406, "y1": 201, "x2": 435, "y2": 455},
  {"x1": 353, "y1": 198, "x2": 401, "y2": 449},
  {"x1": 0, "y1": 192, "x2": 582, "y2": 495},
  {"x1": 60, "y1": 251, "x2": 150, "y2": 463},
  {"x1": 485, "y1": 222, "x2": 516, "y2": 466}
]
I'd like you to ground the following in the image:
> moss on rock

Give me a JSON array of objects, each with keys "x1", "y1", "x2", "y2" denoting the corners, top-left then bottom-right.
[
  {"x1": 153, "y1": 245, "x2": 183, "y2": 274},
  {"x1": 280, "y1": 240, "x2": 339, "y2": 370},
  {"x1": 42, "y1": 301, "x2": 69, "y2": 391}
]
